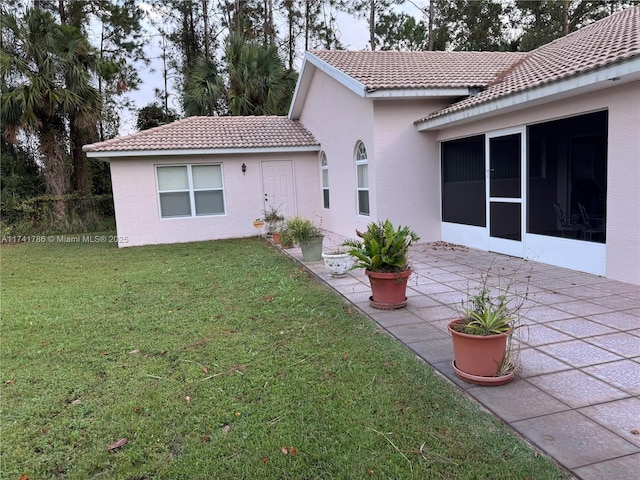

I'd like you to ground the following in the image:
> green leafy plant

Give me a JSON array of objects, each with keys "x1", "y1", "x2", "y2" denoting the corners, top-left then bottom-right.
[
  {"x1": 455, "y1": 288, "x2": 514, "y2": 335},
  {"x1": 452, "y1": 270, "x2": 528, "y2": 337},
  {"x1": 284, "y1": 216, "x2": 322, "y2": 243},
  {"x1": 342, "y1": 219, "x2": 420, "y2": 273},
  {"x1": 262, "y1": 204, "x2": 285, "y2": 233}
]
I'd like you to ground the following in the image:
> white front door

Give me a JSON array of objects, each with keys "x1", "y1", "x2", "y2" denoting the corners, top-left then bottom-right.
[
  {"x1": 261, "y1": 160, "x2": 295, "y2": 217},
  {"x1": 486, "y1": 127, "x2": 525, "y2": 257}
]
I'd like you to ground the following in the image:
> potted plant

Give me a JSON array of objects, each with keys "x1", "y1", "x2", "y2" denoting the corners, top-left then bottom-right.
[
  {"x1": 279, "y1": 227, "x2": 295, "y2": 249},
  {"x1": 448, "y1": 275, "x2": 526, "y2": 386},
  {"x1": 321, "y1": 247, "x2": 353, "y2": 277},
  {"x1": 262, "y1": 205, "x2": 285, "y2": 241},
  {"x1": 285, "y1": 216, "x2": 324, "y2": 261},
  {"x1": 342, "y1": 219, "x2": 420, "y2": 309}
]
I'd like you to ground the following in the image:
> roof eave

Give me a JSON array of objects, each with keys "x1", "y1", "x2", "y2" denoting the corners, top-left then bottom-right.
[
  {"x1": 416, "y1": 57, "x2": 640, "y2": 131},
  {"x1": 366, "y1": 88, "x2": 471, "y2": 99},
  {"x1": 85, "y1": 144, "x2": 321, "y2": 160}
]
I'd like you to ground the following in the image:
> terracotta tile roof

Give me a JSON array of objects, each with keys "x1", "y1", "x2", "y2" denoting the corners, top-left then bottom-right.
[
  {"x1": 83, "y1": 116, "x2": 319, "y2": 153},
  {"x1": 422, "y1": 6, "x2": 640, "y2": 122},
  {"x1": 310, "y1": 50, "x2": 526, "y2": 90}
]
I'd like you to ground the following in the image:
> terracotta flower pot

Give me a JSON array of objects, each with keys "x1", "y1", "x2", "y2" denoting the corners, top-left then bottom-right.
[
  {"x1": 448, "y1": 319, "x2": 510, "y2": 379},
  {"x1": 272, "y1": 232, "x2": 281, "y2": 244},
  {"x1": 365, "y1": 269, "x2": 411, "y2": 309}
]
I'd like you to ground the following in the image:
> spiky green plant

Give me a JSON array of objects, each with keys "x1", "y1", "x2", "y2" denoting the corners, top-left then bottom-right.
[{"x1": 342, "y1": 219, "x2": 420, "y2": 273}]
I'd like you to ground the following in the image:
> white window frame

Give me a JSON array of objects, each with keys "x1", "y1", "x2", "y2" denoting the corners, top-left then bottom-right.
[
  {"x1": 320, "y1": 151, "x2": 329, "y2": 209},
  {"x1": 156, "y1": 164, "x2": 225, "y2": 218},
  {"x1": 355, "y1": 141, "x2": 369, "y2": 216}
]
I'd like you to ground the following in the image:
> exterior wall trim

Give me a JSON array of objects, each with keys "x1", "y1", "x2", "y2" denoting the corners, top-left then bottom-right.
[
  {"x1": 87, "y1": 145, "x2": 321, "y2": 160},
  {"x1": 417, "y1": 57, "x2": 640, "y2": 130}
]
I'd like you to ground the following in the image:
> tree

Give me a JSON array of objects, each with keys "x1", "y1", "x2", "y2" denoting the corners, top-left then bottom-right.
[
  {"x1": 1, "y1": 8, "x2": 100, "y2": 214},
  {"x1": 433, "y1": 0, "x2": 511, "y2": 51},
  {"x1": 375, "y1": 12, "x2": 430, "y2": 50},
  {"x1": 225, "y1": 33, "x2": 297, "y2": 116},
  {"x1": 513, "y1": 0, "x2": 635, "y2": 51},
  {"x1": 348, "y1": 0, "x2": 399, "y2": 50},
  {"x1": 136, "y1": 103, "x2": 180, "y2": 131},
  {"x1": 183, "y1": 56, "x2": 226, "y2": 116}
]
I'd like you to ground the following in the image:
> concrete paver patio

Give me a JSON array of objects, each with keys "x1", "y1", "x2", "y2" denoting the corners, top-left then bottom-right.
[{"x1": 280, "y1": 232, "x2": 640, "y2": 480}]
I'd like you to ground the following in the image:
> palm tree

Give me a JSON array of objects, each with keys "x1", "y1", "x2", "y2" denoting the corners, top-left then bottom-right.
[
  {"x1": 183, "y1": 56, "x2": 226, "y2": 116},
  {"x1": 225, "y1": 33, "x2": 296, "y2": 116},
  {"x1": 1, "y1": 8, "x2": 100, "y2": 214}
]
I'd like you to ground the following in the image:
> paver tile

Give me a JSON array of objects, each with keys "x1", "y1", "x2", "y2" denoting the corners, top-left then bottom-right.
[
  {"x1": 555, "y1": 300, "x2": 615, "y2": 317},
  {"x1": 466, "y1": 380, "x2": 570, "y2": 422},
  {"x1": 587, "y1": 311, "x2": 640, "y2": 331},
  {"x1": 522, "y1": 305, "x2": 574, "y2": 323},
  {"x1": 578, "y1": 397, "x2": 640, "y2": 447},
  {"x1": 527, "y1": 370, "x2": 629, "y2": 408},
  {"x1": 573, "y1": 453, "x2": 640, "y2": 480},
  {"x1": 511, "y1": 411, "x2": 638, "y2": 469},
  {"x1": 583, "y1": 360, "x2": 640, "y2": 396},
  {"x1": 546, "y1": 318, "x2": 617, "y2": 338},
  {"x1": 368, "y1": 309, "x2": 423, "y2": 328},
  {"x1": 585, "y1": 332, "x2": 640, "y2": 357},
  {"x1": 387, "y1": 322, "x2": 449, "y2": 344},
  {"x1": 537, "y1": 340, "x2": 623, "y2": 367},
  {"x1": 517, "y1": 348, "x2": 572, "y2": 377},
  {"x1": 520, "y1": 324, "x2": 574, "y2": 346},
  {"x1": 408, "y1": 338, "x2": 454, "y2": 365}
]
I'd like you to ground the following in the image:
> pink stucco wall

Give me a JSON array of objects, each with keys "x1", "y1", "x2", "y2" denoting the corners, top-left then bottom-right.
[
  {"x1": 436, "y1": 81, "x2": 640, "y2": 285},
  {"x1": 109, "y1": 151, "x2": 319, "y2": 247},
  {"x1": 298, "y1": 69, "x2": 375, "y2": 238},
  {"x1": 298, "y1": 67, "x2": 450, "y2": 242}
]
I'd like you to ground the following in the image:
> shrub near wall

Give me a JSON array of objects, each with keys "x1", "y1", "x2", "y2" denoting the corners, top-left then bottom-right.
[{"x1": 0, "y1": 194, "x2": 115, "y2": 235}]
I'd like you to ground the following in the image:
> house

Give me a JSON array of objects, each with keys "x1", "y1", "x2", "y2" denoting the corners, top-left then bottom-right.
[{"x1": 84, "y1": 6, "x2": 640, "y2": 286}]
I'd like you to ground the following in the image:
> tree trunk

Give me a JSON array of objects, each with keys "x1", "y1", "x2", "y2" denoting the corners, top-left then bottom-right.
[
  {"x1": 562, "y1": 0, "x2": 569, "y2": 36},
  {"x1": 202, "y1": 0, "x2": 210, "y2": 60},
  {"x1": 40, "y1": 128, "x2": 70, "y2": 218},
  {"x1": 369, "y1": 0, "x2": 375, "y2": 50},
  {"x1": 428, "y1": 0, "x2": 434, "y2": 51},
  {"x1": 70, "y1": 115, "x2": 92, "y2": 196}
]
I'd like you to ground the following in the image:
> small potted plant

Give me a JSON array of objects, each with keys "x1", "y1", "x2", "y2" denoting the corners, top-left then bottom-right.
[
  {"x1": 342, "y1": 219, "x2": 419, "y2": 309},
  {"x1": 321, "y1": 247, "x2": 353, "y2": 277},
  {"x1": 284, "y1": 216, "x2": 324, "y2": 261},
  {"x1": 262, "y1": 205, "x2": 285, "y2": 242},
  {"x1": 448, "y1": 274, "x2": 527, "y2": 386}
]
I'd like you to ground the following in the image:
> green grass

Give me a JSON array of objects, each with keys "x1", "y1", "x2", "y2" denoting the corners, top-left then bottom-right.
[{"x1": 1, "y1": 237, "x2": 569, "y2": 479}]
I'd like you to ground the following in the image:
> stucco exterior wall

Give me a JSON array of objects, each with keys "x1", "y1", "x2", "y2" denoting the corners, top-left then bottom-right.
[
  {"x1": 435, "y1": 81, "x2": 640, "y2": 285},
  {"x1": 373, "y1": 100, "x2": 449, "y2": 242},
  {"x1": 108, "y1": 151, "x2": 319, "y2": 247},
  {"x1": 298, "y1": 69, "x2": 375, "y2": 238},
  {"x1": 298, "y1": 68, "x2": 451, "y2": 242}
]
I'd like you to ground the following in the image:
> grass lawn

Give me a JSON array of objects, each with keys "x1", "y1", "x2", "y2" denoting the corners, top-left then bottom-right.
[{"x1": 1, "y1": 237, "x2": 570, "y2": 479}]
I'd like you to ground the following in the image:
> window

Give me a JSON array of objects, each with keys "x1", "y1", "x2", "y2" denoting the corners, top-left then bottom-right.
[
  {"x1": 355, "y1": 141, "x2": 369, "y2": 216},
  {"x1": 320, "y1": 152, "x2": 329, "y2": 209},
  {"x1": 527, "y1": 111, "x2": 607, "y2": 243},
  {"x1": 156, "y1": 164, "x2": 225, "y2": 218},
  {"x1": 441, "y1": 135, "x2": 485, "y2": 226}
]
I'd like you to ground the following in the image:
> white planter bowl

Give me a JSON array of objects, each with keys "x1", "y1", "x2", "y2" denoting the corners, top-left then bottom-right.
[{"x1": 321, "y1": 251, "x2": 353, "y2": 277}]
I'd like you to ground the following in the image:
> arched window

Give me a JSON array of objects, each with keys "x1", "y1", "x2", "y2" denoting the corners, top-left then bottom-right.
[
  {"x1": 320, "y1": 152, "x2": 329, "y2": 209},
  {"x1": 355, "y1": 141, "x2": 369, "y2": 216}
]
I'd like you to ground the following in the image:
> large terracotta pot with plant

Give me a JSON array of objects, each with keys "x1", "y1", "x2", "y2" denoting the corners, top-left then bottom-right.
[
  {"x1": 343, "y1": 219, "x2": 419, "y2": 310},
  {"x1": 448, "y1": 280, "x2": 525, "y2": 386}
]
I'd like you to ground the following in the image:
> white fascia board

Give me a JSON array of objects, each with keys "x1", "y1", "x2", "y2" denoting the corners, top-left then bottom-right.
[
  {"x1": 85, "y1": 145, "x2": 321, "y2": 160},
  {"x1": 366, "y1": 88, "x2": 469, "y2": 99},
  {"x1": 416, "y1": 58, "x2": 640, "y2": 131},
  {"x1": 288, "y1": 52, "x2": 316, "y2": 119}
]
